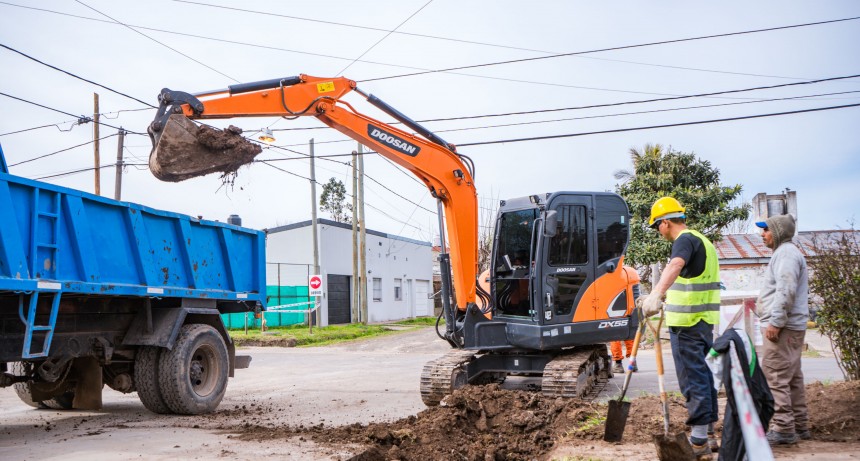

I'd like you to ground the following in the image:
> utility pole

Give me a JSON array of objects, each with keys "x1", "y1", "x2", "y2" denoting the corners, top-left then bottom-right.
[
  {"x1": 358, "y1": 144, "x2": 368, "y2": 324},
  {"x1": 113, "y1": 128, "x2": 125, "y2": 200},
  {"x1": 93, "y1": 93, "x2": 100, "y2": 195},
  {"x1": 351, "y1": 150, "x2": 359, "y2": 324},
  {"x1": 309, "y1": 138, "x2": 322, "y2": 327}
]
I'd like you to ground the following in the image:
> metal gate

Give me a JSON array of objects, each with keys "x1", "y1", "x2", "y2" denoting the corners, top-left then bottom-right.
[{"x1": 327, "y1": 274, "x2": 351, "y2": 325}]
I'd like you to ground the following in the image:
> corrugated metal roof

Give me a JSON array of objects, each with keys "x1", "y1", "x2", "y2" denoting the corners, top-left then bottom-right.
[{"x1": 715, "y1": 230, "x2": 859, "y2": 260}]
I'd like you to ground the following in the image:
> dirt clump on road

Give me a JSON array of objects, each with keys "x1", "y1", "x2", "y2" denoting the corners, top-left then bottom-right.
[{"x1": 234, "y1": 380, "x2": 860, "y2": 461}]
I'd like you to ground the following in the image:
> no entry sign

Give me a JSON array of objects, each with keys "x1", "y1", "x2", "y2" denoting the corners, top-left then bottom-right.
[{"x1": 309, "y1": 275, "x2": 323, "y2": 296}]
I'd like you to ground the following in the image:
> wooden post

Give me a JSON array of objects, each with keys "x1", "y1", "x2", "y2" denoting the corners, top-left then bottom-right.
[{"x1": 93, "y1": 93, "x2": 100, "y2": 195}]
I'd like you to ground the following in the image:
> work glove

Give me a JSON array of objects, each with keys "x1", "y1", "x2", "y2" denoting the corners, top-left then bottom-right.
[{"x1": 637, "y1": 291, "x2": 664, "y2": 317}]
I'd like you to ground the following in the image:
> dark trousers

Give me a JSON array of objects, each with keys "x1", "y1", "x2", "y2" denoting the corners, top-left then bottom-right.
[{"x1": 669, "y1": 319, "x2": 719, "y2": 426}]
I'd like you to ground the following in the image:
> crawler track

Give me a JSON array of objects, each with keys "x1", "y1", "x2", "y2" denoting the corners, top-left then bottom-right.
[
  {"x1": 541, "y1": 345, "x2": 612, "y2": 400},
  {"x1": 420, "y1": 350, "x2": 476, "y2": 406},
  {"x1": 420, "y1": 345, "x2": 613, "y2": 406}
]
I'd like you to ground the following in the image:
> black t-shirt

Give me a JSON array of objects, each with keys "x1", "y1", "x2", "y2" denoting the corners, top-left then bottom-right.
[{"x1": 670, "y1": 232, "x2": 707, "y2": 279}]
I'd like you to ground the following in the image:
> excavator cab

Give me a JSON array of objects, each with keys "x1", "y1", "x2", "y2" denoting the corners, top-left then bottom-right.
[{"x1": 488, "y1": 192, "x2": 635, "y2": 333}]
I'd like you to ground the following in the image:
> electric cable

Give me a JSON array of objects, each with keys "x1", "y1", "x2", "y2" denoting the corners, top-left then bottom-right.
[
  {"x1": 0, "y1": 43, "x2": 155, "y2": 108},
  {"x1": 336, "y1": 0, "x2": 434, "y2": 75},
  {"x1": 0, "y1": 91, "x2": 146, "y2": 134},
  {"x1": 4, "y1": 3, "x2": 853, "y2": 93},
  {"x1": 9, "y1": 134, "x2": 117, "y2": 167},
  {"x1": 360, "y1": 16, "x2": 860, "y2": 82},
  {"x1": 72, "y1": 0, "x2": 238, "y2": 82},
  {"x1": 458, "y1": 102, "x2": 860, "y2": 147},
  {"x1": 172, "y1": 1, "x2": 857, "y2": 83}
]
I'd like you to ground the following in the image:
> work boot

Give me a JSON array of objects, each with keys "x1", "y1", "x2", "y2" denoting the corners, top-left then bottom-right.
[
  {"x1": 690, "y1": 439, "x2": 713, "y2": 460},
  {"x1": 707, "y1": 433, "x2": 719, "y2": 452},
  {"x1": 796, "y1": 428, "x2": 812, "y2": 440},
  {"x1": 612, "y1": 361, "x2": 624, "y2": 374},
  {"x1": 766, "y1": 430, "x2": 798, "y2": 445}
]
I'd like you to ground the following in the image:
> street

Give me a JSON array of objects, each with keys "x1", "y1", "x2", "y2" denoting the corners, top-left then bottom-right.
[{"x1": 0, "y1": 326, "x2": 848, "y2": 460}]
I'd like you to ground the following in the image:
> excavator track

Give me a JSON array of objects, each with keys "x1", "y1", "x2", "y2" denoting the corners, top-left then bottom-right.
[
  {"x1": 420, "y1": 350, "x2": 476, "y2": 407},
  {"x1": 541, "y1": 344, "x2": 612, "y2": 400}
]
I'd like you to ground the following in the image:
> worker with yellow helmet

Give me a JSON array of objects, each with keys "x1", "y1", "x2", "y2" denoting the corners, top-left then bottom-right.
[{"x1": 639, "y1": 196, "x2": 721, "y2": 456}]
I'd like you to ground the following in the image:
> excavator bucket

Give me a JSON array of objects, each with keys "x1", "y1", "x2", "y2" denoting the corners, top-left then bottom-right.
[{"x1": 149, "y1": 114, "x2": 262, "y2": 182}]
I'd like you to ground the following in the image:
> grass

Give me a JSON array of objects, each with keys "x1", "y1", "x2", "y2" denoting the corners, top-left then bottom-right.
[
  {"x1": 802, "y1": 348, "x2": 822, "y2": 358},
  {"x1": 392, "y1": 316, "x2": 440, "y2": 326},
  {"x1": 228, "y1": 319, "x2": 435, "y2": 347}
]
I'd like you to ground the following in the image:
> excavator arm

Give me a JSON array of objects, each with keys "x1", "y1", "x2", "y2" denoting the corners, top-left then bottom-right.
[{"x1": 148, "y1": 75, "x2": 479, "y2": 319}]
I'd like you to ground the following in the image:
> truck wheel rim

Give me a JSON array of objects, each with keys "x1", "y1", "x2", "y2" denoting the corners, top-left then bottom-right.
[{"x1": 189, "y1": 345, "x2": 219, "y2": 396}]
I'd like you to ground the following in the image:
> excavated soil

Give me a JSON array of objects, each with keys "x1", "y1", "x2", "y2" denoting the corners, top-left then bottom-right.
[
  {"x1": 150, "y1": 114, "x2": 261, "y2": 182},
  {"x1": 235, "y1": 380, "x2": 860, "y2": 461}
]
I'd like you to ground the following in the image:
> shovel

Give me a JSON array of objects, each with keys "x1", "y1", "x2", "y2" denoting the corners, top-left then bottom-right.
[
  {"x1": 647, "y1": 310, "x2": 695, "y2": 461},
  {"x1": 603, "y1": 308, "x2": 647, "y2": 442}
]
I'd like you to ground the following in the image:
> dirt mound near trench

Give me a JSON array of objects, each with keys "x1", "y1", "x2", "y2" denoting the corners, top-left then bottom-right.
[
  {"x1": 235, "y1": 380, "x2": 860, "y2": 461},
  {"x1": 806, "y1": 380, "x2": 860, "y2": 442}
]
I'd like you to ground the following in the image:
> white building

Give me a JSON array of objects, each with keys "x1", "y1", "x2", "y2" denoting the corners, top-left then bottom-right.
[{"x1": 266, "y1": 218, "x2": 434, "y2": 326}]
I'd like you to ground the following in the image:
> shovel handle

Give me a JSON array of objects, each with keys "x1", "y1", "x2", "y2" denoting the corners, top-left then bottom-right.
[
  {"x1": 647, "y1": 311, "x2": 671, "y2": 435},
  {"x1": 617, "y1": 309, "x2": 647, "y2": 401}
]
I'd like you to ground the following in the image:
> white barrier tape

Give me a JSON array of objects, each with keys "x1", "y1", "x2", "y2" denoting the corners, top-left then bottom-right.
[
  {"x1": 728, "y1": 341, "x2": 774, "y2": 460},
  {"x1": 266, "y1": 301, "x2": 316, "y2": 310}
]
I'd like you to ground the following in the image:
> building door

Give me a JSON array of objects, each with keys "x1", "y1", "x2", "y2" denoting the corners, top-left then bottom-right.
[
  {"x1": 414, "y1": 280, "x2": 430, "y2": 317},
  {"x1": 327, "y1": 274, "x2": 351, "y2": 325}
]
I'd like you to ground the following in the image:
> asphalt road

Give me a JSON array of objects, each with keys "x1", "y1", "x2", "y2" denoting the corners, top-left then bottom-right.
[{"x1": 0, "y1": 326, "x2": 845, "y2": 460}]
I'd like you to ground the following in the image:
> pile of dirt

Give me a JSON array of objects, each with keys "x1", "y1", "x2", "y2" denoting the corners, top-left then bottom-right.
[
  {"x1": 805, "y1": 380, "x2": 860, "y2": 442},
  {"x1": 235, "y1": 380, "x2": 860, "y2": 461}
]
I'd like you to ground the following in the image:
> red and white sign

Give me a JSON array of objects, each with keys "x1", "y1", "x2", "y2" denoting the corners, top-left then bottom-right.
[{"x1": 309, "y1": 275, "x2": 323, "y2": 297}]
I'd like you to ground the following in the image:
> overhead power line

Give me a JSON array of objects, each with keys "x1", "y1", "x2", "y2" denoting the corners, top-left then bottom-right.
[
  {"x1": 10, "y1": 134, "x2": 117, "y2": 167},
  {"x1": 336, "y1": 0, "x2": 434, "y2": 75},
  {"x1": 72, "y1": 0, "x2": 238, "y2": 82},
  {"x1": 0, "y1": 43, "x2": 155, "y2": 107},
  {"x1": 360, "y1": 16, "x2": 860, "y2": 82},
  {"x1": 458, "y1": 102, "x2": 860, "y2": 147},
  {"x1": 173, "y1": 1, "x2": 854, "y2": 83},
  {"x1": 0, "y1": 91, "x2": 146, "y2": 134},
  {"x1": 4, "y1": 2, "x2": 854, "y2": 93}
]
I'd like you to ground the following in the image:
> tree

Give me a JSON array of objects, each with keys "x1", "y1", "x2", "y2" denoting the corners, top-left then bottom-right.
[
  {"x1": 808, "y1": 226, "x2": 860, "y2": 381},
  {"x1": 614, "y1": 144, "x2": 749, "y2": 268},
  {"x1": 319, "y1": 177, "x2": 352, "y2": 223}
]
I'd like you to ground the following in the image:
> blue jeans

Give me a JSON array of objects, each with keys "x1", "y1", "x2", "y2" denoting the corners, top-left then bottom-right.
[{"x1": 669, "y1": 320, "x2": 719, "y2": 426}]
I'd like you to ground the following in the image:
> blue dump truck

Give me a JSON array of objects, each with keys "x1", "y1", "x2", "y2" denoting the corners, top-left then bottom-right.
[{"x1": 0, "y1": 144, "x2": 265, "y2": 414}]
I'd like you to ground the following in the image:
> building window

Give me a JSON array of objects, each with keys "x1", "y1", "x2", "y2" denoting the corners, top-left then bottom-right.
[
  {"x1": 373, "y1": 278, "x2": 382, "y2": 302},
  {"x1": 394, "y1": 278, "x2": 402, "y2": 301}
]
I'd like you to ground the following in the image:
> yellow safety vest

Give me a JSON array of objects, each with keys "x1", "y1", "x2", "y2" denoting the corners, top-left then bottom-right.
[{"x1": 665, "y1": 229, "x2": 721, "y2": 327}]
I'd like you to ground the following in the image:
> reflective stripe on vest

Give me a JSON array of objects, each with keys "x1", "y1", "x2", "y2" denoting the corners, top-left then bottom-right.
[{"x1": 665, "y1": 229, "x2": 721, "y2": 327}]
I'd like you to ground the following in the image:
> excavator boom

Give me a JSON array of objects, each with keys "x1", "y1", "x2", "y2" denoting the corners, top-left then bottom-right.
[{"x1": 148, "y1": 75, "x2": 478, "y2": 314}]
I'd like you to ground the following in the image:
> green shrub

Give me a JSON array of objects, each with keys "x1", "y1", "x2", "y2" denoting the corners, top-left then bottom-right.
[{"x1": 808, "y1": 228, "x2": 860, "y2": 381}]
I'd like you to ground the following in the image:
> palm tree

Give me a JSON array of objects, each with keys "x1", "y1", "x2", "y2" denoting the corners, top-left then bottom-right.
[{"x1": 614, "y1": 143, "x2": 665, "y2": 183}]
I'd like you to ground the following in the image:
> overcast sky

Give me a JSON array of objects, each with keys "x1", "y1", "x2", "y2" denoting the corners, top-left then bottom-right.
[{"x1": 2, "y1": 1, "x2": 858, "y2": 243}]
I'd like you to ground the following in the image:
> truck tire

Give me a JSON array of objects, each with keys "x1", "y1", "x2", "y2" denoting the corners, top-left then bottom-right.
[
  {"x1": 10, "y1": 362, "x2": 75, "y2": 409},
  {"x1": 158, "y1": 324, "x2": 229, "y2": 415},
  {"x1": 134, "y1": 346, "x2": 172, "y2": 414}
]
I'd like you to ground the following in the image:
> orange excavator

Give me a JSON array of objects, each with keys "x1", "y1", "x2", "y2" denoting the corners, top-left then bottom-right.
[{"x1": 147, "y1": 74, "x2": 641, "y2": 405}]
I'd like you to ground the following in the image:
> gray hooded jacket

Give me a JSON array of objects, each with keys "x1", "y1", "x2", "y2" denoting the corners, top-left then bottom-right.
[{"x1": 758, "y1": 214, "x2": 809, "y2": 330}]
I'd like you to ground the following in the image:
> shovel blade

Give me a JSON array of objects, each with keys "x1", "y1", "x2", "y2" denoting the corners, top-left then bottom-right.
[
  {"x1": 603, "y1": 399, "x2": 631, "y2": 442},
  {"x1": 149, "y1": 114, "x2": 262, "y2": 182},
  {"x1": 653, "y1": 432, "x2": 695, "y2": 461}
]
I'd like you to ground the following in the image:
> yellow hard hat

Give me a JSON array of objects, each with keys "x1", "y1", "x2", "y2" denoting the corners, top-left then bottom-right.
[{"x1": 649, "y1": 197, "x2": 686, "y2": 227}]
